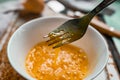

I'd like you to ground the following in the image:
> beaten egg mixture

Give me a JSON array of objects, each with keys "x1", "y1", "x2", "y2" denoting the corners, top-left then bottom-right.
[{"x1": 25, "y1": 41, "x2": 89, "y2": 80}]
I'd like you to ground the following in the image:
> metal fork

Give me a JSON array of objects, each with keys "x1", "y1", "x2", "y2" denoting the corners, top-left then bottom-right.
[{"x1": 45, "y1": 0, "x2": 117, "y2": 48}]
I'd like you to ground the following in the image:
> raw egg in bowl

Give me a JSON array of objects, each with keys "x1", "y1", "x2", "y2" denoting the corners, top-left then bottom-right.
[{"x1": 7, "y1": 16, "x2": 109, "y2": 80}]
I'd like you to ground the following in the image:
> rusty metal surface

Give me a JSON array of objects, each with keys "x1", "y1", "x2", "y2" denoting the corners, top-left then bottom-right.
[{"x1": 0, "y1": 13, "x2": 26, "y2": 80}]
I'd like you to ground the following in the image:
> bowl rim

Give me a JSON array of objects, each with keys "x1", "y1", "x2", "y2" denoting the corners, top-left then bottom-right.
[{"x1": 7, "y1": 16, "x2": 109, "y2": 80}]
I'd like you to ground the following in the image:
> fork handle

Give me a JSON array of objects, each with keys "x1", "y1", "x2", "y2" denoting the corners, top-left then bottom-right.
[{"x1": 88, "y1": 0, "x2": 117, "y2": 19}]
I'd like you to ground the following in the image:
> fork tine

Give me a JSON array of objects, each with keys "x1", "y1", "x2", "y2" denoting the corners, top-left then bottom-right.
[
  {"x1": 53, "y1": 42, "x2": 63, "y2": 49},
  {"x1": 46, "y1": 32, "x2": 68, "y2": 42},
  {"x1": 43, "y1": 35, "x2": 49, "y2": 38},
  {"x1": 48, "y1": 35, "x2": 71, "y2": 46},
  {"x1": 53, "y1": 38, "x2": 71, "y2": 48},
  {"x1": 47, "y1": 32, "x2": 71, "y2": 46}
]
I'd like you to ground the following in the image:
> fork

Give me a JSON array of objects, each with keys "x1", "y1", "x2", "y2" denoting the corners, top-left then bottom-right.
[{"x1": 45, "y1": 0, "x2": 117, "y2": 48}]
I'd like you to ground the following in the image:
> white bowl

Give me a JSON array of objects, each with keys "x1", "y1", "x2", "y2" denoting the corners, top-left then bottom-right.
[{"x1": 7, "y1": 16, "x2": 109, "y2": 80}]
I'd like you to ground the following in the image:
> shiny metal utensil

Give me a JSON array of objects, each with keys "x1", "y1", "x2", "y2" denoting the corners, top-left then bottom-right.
[
  {"x1": 45, "y1": 0, "x2": 117, "y2": 48},
  {"x1": 47, "y1": 0, "x2": 120, "y2": 38}
]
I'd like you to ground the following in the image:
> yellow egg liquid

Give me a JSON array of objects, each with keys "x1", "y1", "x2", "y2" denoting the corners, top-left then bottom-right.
[{"x1": 25, "y1": 41, "x2": 89, "y2": 80}]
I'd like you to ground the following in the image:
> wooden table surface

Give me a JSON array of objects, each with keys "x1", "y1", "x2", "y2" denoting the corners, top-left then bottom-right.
[{"x1": 0, "y1": 5, "x2": 119, "y2": 80}]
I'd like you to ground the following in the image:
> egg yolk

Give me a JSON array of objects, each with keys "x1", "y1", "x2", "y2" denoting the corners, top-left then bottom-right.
[{"x1": 25, "y1": 41, "x2": 89, "y2": 80}]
